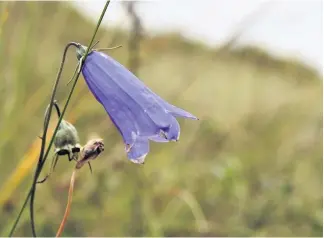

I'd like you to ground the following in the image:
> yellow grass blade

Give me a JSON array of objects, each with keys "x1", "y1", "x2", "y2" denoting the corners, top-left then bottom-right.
[
  {"x1": 0, "y1": 117, "x2": 75, "y2": 208},
  {"x1": 0, "y1": 90, "x2": 88, "y2": 209},
  {"x1": 0, "y1": 4, "x2": 9, "y2": 37},
  {"x1": 0, "y1": 128, "x2": 54, "y2": 207}
]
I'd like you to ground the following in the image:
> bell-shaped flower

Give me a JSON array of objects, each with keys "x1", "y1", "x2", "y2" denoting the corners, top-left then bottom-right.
[{"x1": 76, "y1": 44, "x2": 198, "y2": 164}]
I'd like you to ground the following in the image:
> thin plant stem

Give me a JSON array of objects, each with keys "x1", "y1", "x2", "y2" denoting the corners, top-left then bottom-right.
[
  {"x1": 29, "y1": 42, "x2": 79, "y2": 237},
  {"x1": 55, "y1": 170, "x2": 76, "y2": 237},
  {"x1": 30, "y1": 0, "x2": 111, "y2": 235},
  {"x1": 8, "y1": 41, "x2": 79, "y2": 238},
  {"x1": 66, "y1": 61, "x2": 80, "y2": 86},
  {"x1": 8, "y1": 0, "x2": 111, "y2": 236},
  {"x1": 30, "y1": 1, "x2": 111, "y2": 236}
]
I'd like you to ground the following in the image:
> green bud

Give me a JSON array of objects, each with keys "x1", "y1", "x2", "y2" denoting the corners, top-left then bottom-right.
[{"x1": 54, "y1": 120, "x2": 81, "y2": 160}]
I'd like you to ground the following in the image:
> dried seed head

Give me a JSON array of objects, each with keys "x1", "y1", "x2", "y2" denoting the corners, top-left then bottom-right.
[{"x1": 76, "y1": 138, "x2": 104, "y2": 169}]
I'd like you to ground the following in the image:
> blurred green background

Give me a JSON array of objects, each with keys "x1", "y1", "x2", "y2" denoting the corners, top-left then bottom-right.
[{"x1": 0, "y1": 1, "x2": 322, "y2": 237}]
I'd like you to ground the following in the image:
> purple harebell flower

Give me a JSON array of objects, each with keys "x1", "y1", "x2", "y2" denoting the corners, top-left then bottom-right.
[{"x1": 76, "y1": 44, "x2": 198, "y2": 164}]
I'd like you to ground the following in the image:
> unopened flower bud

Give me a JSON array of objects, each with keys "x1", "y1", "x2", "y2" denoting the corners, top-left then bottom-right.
[{"x1": 54, "y1": 120, "x2": 81, "y2": 160}]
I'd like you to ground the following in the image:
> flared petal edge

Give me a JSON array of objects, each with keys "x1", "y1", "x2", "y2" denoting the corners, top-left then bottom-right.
[{"x1": 126, "y1": 135, "x2": 150, "y2": 164}]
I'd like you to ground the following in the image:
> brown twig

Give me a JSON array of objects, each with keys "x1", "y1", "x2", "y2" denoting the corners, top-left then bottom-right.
[
  {"x1": 55, "y1": 138, "x2": 104, "y2": 237},
  {"x1": 56, "y1": 170, "x2": 76, "y2": 237}
]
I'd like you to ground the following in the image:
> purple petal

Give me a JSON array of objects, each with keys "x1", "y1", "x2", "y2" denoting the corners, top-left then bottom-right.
[
  {"x1": 80, "y1": 49, "x2": 198, "y2": 163},
  {"x1": 161, "y1": 102, "x2": 198, "y2": 120},
  {"x1": 149, "y1": 134, "x2": 169, "y2": 142},
  {"x1": 86, "y1": 52, "x2": 173, "y2": 127},
  {"x1": 127, "y1": 136, "x2": 149, "y2": 164},
  {"x1": 162, "y1": 116, "x2": 180, "y2": 141},
  {"x1": 91, "y1": 52, "x2": 198, "y2": 120},
  {"x1": 82, "y1": 54, "x2": 169, "y2": 142}
]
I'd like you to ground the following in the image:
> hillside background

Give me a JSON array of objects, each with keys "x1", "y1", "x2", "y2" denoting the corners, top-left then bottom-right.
[{"x1": 0, "y1": 1, "x2": 322, "y2": 237}]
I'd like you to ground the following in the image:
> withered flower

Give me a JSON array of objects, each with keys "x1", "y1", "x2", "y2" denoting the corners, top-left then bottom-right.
[{"x1": 76, "y1": 139, "x2": 104, "y2": 169}]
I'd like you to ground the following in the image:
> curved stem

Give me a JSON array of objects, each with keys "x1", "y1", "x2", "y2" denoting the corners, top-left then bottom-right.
[
  {"x1": 53, "y1": 101, "x2": 62, "y2": 118},
  {"x1": 8, "y1": 42, "x2": 78, "y2": 238},
  {"x1": 43, "y1": 100, "x2": 62, "y2": 130},
  {"x1": 56, "y1": 170, "x2": 76, "y2": 237},
  {"x1": 29, "y1": 42, "x2": 79, "y2": 237},
  {"x1": 8, "y1": 0, "x2": 111, "y2": 235},
  {"x1": 30, "y1": 1, "x2": 111, "y2": 237},
  {"x1": 40, "y1": 0, "x2": 111, "y2": 171},
  {"x1": 66, "y1": 62, "x2": 80, "y2": 86}
]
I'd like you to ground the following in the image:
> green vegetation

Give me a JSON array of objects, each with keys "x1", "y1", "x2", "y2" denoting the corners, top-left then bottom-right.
[{"x1": 0, "y1": 2, "x2": 322, "y2": 237}]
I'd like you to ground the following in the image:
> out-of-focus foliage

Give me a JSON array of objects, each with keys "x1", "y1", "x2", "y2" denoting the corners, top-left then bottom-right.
[{"x1": 0, "y1": 2, "x2": 322, "y2": 237}]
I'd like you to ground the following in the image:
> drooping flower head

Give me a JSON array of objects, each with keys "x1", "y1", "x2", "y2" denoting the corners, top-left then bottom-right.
[{"x1": 76, "y1": 44, "x2": 198, "y2": 164}]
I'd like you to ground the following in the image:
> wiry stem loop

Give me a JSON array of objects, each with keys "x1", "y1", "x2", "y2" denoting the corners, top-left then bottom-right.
[
  {"x1": 8, "y1": 41, "x2": 79, "y2": 238},
  {"x1": 8, "y1": 0, "x2": 111, "y2": 235},
  {"x1": 30, "y1": 42, "x2": 80, "y2": 237}
]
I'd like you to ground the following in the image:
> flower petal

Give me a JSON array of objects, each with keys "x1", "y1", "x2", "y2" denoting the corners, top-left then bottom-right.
[
  {"x1": 79, "y1": 48, "x2": 199, "y2": 163},
  {"x1": 82, "y1": 58, "x2": 165, "y2": 143},
  {"x1": 162, "y1": 102, "x2": 198, "y2": 120},
  {"x1": 127, "y1": 136, "x2": 149, "y2": 164},
  {"x1": 149, "y1": 134, "x2": 169, "y2": 143},
  {"x1": 162, "y1": 116, "x2": 180, "y2": 141},
  {"x1": 88, "y1": 52, "x2": 173, "y2": 127}
]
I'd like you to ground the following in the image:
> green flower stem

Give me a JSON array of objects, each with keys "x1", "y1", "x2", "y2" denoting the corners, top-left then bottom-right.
[
  {"x1": 30, "y1": 42, "x2": 79, "y2": 237},
  {"x1": 8, "y1": 1, "x2": 111, "y2": 236}
]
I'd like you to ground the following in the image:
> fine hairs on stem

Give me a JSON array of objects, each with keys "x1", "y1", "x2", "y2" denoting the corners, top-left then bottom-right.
[{"x1": 7, "y1": 1, "x2": 111, "y2": 237}]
